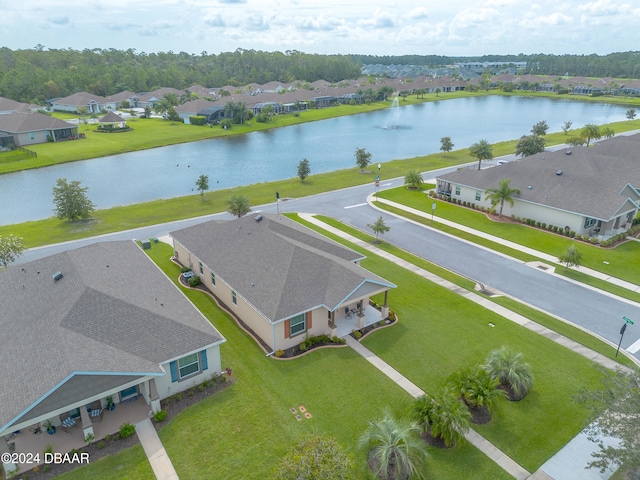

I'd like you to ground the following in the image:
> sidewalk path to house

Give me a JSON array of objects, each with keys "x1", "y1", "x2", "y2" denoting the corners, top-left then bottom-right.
[
  {"x1": 136, "y1": 418, "x2": 179, "y2": 480},
  {"x1": 299, "y1": 213, "x2": 632, "y2": 480},
  {"x1": 373, "y1": 196, "x2": 640, "y2": 297}
]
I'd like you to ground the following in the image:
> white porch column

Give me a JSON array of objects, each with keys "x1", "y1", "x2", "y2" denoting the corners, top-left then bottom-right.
[
  {"x1": 149, "y1": 379, "x2": 161, "y2": 413},
  {"x1": 1, "y1": 438, "x2": 17, "y2": 474},
  {"x1": 381, "y1": 291, "x2": 390, "y2": 318},
  {"x1": 80, "y1": 406, "x2": 94, "y2": 439}
]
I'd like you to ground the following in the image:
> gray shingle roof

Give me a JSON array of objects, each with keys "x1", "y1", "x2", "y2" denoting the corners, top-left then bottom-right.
[
  {"x1": 98, "y1": 111, "x2": 125, "y2": 123},
  {"x1": 0, "y1": 112, "x2": 75, "y2": 133},
  {"x1": 0, "y1": 241, "x2": 224, "y2": 431},
  {"x1": 52, "y1": 91, "x2": 106, "y2": 106},
  {"x1": 437, "y1": 134, "x2": 640, "y2": 220},
  {"x1": 171, "y1": 214, "x2": 395, "y2": 322}
]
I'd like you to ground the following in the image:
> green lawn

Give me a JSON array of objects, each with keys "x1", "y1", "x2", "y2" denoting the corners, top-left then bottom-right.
[
  {"x1": 292, "y1": 214, "x2": 608, "y2": 472},
  {"x1": 376, "y1": 187, "x2": 640, "y2": 291},
  {"x1": 58, "y1": 241, "x2": 512, "y2": 480}
]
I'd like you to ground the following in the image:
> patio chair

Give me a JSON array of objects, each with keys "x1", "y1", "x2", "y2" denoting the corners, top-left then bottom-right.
[
  {"x1": 344, "y1": 306, "x2": 352, "y2": 319},
  {"x1": 87, "y1": 400, "x2": 104, "y2": 423},
  {"x1": 59, "y1": 412, "x2": 79, "y2": 434}
]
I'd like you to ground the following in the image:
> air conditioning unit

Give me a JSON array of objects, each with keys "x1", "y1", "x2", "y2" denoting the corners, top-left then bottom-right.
[{"x1": 52, "y1": 271, "x2": 63, "y2": 281}]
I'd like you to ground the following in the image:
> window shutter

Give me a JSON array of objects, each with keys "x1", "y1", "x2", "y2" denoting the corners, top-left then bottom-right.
[
  {"x1": 201, "y1": 350, "x2": 208, "y2": 371},
  {"x1": 170, "y1": 361, "x2": 178, "y2": 383},
  {"x1": 284, "y1": 320, "x2": 290, "y2": 339},
  {"x1": 306, "y1": 312, "x2": 312, "y2": 329}
]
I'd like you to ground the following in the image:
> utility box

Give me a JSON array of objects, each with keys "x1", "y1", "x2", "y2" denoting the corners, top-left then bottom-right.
[{"x1": 141, "y1": 240, "x2": 151, "y2": 250}]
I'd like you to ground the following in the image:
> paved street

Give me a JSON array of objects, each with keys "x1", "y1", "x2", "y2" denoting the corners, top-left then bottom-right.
[{"x1": 17, "y1": 163, "x2": 640, "y2": 361}]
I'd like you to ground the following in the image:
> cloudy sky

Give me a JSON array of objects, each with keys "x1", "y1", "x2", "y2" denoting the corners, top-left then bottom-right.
[{"x1": 3, "y1": 0, "x2": 639, "y2": 56}]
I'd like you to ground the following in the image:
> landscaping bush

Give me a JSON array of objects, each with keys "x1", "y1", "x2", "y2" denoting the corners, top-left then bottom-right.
[
  {"x1": 180, "y1": 266, "x2": 192, "y2": 273},
  {"x1": 188, "y1": 275, "x2": 201, "y2": 287},
  {"x1": 589, "y1": 237, "x2": 598, "y2": 244},
  {"x1": 189, "y1": 116, "x2": 207, "y2": 126},
  {"x1": 541, "y1": 223, "x2": 546, "y2": 229},
  {"x1": 299, "y1": 341, "x2": 308, "y2": 351},
  {"x1": 153, "y1": 410, "x2": 168, "y2": 422},
  {"x1": 536, "y1": 221, "x2": 541, "y2": 228},
  {"x1": 119, "y1": 422, "x2": 135, "y2": 439},
  {"x1": 569, "y1": 231, "x2": 575, "y2": 238},
  {"x1": 275, "y1": 349, "x2": 284, "y2": 357}
]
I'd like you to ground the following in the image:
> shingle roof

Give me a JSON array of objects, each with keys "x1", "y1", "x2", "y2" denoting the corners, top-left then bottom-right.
[
  {"x1": 0, "y1": 96, "x2": 41, "y2": 113},
  {"x1": 52, "y1": 91, "x2": 106, "y2": 106},
  {"x1": 0, "y1": 241, "x2": 224, "y2": 431},
  {"x1": 98, "y1": 111, "x2": 125, "y2": 123},
  {"x1": 437, "y1": 134, "x2": 640, "y2": 220},
  {"x1": 171, "y1": 214, "x2": 395, "y2": 322},
  {"x1": 0, "y1": 112, "x2": 75, "y2": 133}
]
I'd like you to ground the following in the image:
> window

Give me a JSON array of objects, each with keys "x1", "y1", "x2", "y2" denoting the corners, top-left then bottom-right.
[
  {"x1": 289, "y1": 313, "x2": 306, "y2": 337},
  {"x1": 584, "y1": 217, "x2": 596, "y2": 228},
  {"x1": 475, "y1": 190, "x2": 481, "y2": 201},
  {"x1": 170, "y1": 351, "x2": 208, "y2": 383},
  {"x1": 232, "y1": 290, "x2": 237, "y2": 305},
  {"x1": 178, "y1": 353, "x2": 200, "y2": 379},
  {"x1": 211, "y1": 272, "x2": 216, "y2": 286},
  {"x1": 455, "y1": 185, "x2": 461, "y2": 196},
  {"x1": 29, "y1": 132, "x2": 35, "y2": 141},
  {"x1": 199, "y1": 262, "x2": 203, "y2": 274}
]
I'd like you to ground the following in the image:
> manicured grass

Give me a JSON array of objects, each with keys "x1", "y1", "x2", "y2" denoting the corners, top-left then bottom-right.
[
  {"x1": 292, "y1": 214, "x2": 607, "y2": 472},
  {"x1": 56, "y1": 444, "x2": 153, "y2": 480},
  {"x1": 376, "y1": 187, "x2": 640, "y2": 290},
  {"x1": 59, "y1": 241, "x2": 511, "y2": 479}
]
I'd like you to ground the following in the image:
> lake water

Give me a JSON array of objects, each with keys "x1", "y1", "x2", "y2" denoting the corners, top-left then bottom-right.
[{"x1": 0, "y1": 96, "x2": 629, "y2": 225}]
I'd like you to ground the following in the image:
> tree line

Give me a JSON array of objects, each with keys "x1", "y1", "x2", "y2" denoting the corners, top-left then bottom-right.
[{"x1": 0, "y1": 47, "x2": 362, "y2": 104}]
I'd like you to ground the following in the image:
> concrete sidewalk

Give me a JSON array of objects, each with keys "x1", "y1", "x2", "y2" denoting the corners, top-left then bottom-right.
[
  {"x1": 373, "y1": 196, "x2": 640, "y2": 296},
  {"x1": 136, "y1": 418, "x2": 179, "y2": 480}
]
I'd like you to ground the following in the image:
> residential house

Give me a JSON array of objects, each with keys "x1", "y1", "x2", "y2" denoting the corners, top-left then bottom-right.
[
  {"x1": 0, "y1": 112, "x2": 78, "y2": 146},
  {"x1": 0, "y1": 97, "x2": 41, "y2": 115},
  {"x1": 103, "y1": 90, "x2": 137, "y2": 110},
  {"x1": 175, "y1": 99, "x2": 223, "y2": 124},
  {"x1": 0, "y1": 241, "x2": 225, "y2": 474},
  {"x1": 435, "y1": 134, "x2": 640, "y2": 240},
  {"x1": 50, "y1": 92, "x2": 106, "y2": 113},
  {"x1": 170, "y1": 214, "x2": 395, "y2": 353}
]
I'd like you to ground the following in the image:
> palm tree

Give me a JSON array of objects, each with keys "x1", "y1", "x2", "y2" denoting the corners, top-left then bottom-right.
[
  {"x1": 411, "y1": 389, "x2": 470, "y2": 448},
  {"x1": 449, "y1": 366, "x2": 506, "y2": 422},
  {"x1": 485, "y1": 178, "x2": 520, "y2": 218},
  {"x1": 404, "y1": 170, "x2": 424, "y2": 190},
  {"x1": 227, "y1": 193, "x2": 251, "y2": 218},
  {"x1": 469, "y1": 139, "x2": 493, "y2": 170},
  {"x1": 359, "y1": 410, "x2": 427, "y2": 480},
  {"x1": 581, "y1": 123, "x2": 601, "y2": 146},
  {"x1": 484, "y1": 347, "x2": 534, "y2": 401}
]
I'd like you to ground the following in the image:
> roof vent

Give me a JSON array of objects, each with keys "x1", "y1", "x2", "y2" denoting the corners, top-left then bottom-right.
[
  {"x1": 255, "y1": 214, "x2": 263, "y2": 222},
  {"x1": 528, "y1": 185, "x2": 532, "y2": 189},
  {"x1": 565, "y1": 150, "x2": 572, "y2": 155},
  {"x1": 556, "y1": 170, "x2": 563, "y2": 176},
  {"x1": 52, "y1": 271, "x2": 63, "y2": 281}
]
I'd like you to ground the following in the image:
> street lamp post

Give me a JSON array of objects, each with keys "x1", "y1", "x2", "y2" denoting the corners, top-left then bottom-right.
[{"x1": 378, "y1": 163, "x2": 381, "y2": 175}]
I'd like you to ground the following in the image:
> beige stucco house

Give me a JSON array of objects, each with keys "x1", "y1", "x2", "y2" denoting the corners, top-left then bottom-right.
[
  {"x1": 0, "y1": 241, "x2": 225, "y2": 474},
  {"x1": 0, "y1": 112, "x2": 78, "y2": 146},
  {"x1": 436, "y1": 134, "x2": 640, "y2": 240},
  {"x1": 171, "y1": 214, "x2": 396, "y2": 353}
]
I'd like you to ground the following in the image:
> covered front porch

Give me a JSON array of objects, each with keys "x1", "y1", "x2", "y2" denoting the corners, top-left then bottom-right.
[
  {"x1": 5, "y1": 396, "x2": 150, "y2": 473},
  {"x1": 333, "y1": 303, "x2": 389, "y2": 338}
]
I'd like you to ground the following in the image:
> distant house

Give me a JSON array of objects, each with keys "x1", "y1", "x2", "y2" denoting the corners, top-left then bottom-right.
[
  {"x1": 171, "y1": 214, "x2": 396, "y2": 353},
  {"x1": 0, "y1": 97, "x2": 41, "y2": 115},
  {"x1": 103, "y1": 90, "x2": 137, "y2": 110},
  {"x1": 436, "y1": 134, "x2": 640, "y2": 240},
  {"x1": 132, "y1": 87, "x2": 183, "y2": 108},
  {"x1": 0, "y1": 112, "x2": 78, "y2": 146},
  {"x1": 175, "y1": 99, "x2": 223, "y2": 124},
  {"x1": 50, "y1": 92, "x2": 106, "y2": 113},
  {"x1": 0, "y1": 241, "x2": 225, "y2": 474}
]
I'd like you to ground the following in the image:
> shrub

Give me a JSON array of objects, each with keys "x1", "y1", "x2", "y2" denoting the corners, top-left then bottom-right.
[
  {"x1": 590, "y1": 237, "x2": 598, "y2": 244},
  {"x1": 510, "y1": 214, "x2": 516, "y2": 220},
  {"x1": 299, "y1": 342, "x2": 308, "y2": 351},
  {"x1": 153, "y1": 410, "x2": 168, "y2": 422},
  {"x1": 44, "y1": 444, "x2": 53, "y2": 455},
  {"x1": 189, "y1": 116, "x2": 207, "y2": 126},
  {"x1": 275, "y1": 349, "x2": 285, "y2": 357},
  {"x1": 98, "y1": 441, "x2": 105, "y2": 449},
  {"x1": 188, "y1": 390, "x2": 194, "y2": 397},
  {"x1": 536, "y1": 221, "x2": 541, "y2": 228},
  {"x1": 119, "y1": 422, "x2": 135, "y2": 438},
  {"x1": 180, "y1": 266, "x2": 192, "y2": 273},
  {"x1": 84, "y1": 433, "x2": 94, "y2": 444},
  {"x1": 352, "y1": 330, "x2": 362, "y2": 339},
  {"x1": 541, "y1": 223, "x2": 546, "y2": 229},
  {"x1": 569, "y1": 231, "x2": 576, "y2": 238},
  {"x1": 104, "y1": 434, "x2": 111, "y2": 442},
  {"x1": 553, "y1": 226, "x2": 559, "y2": 233},
  {"x1": 188, "y1": 275, "x2": 201, "y2": 287}
]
